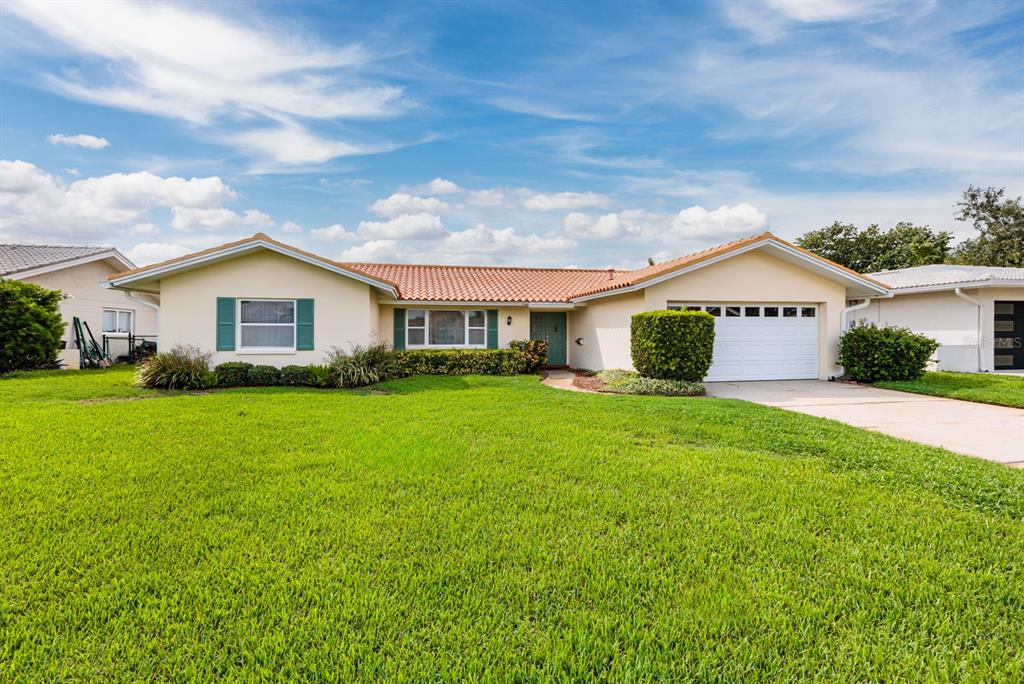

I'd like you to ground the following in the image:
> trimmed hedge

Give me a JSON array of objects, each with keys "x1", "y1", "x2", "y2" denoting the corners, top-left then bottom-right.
[
  {"x1": 391, "y1": 349, "x2": 526, "y2": 377},
  {"x1": 0, "y1": 279, "x2": 64, "y2": 374},
  {"x1": 247, "y1": 364, "x2": 281, "y2": 386},
  {"x1": 509, "y1": 339, "x2": 548, "y2": 373},
  {"x1": 631, "y1": 310, "x2": 715, "y2": 382},
  {"x1": 839, "y1": 323, "x2": 938, "y2": 383},
  {"x1": 215, "y1": 361, "x2": 252, "y2": 387},
  {"x1": 280, "y1": 365, "x2": 311, "y2": 386}
]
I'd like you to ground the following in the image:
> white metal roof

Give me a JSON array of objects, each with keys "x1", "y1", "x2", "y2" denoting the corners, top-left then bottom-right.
[{"x1": 869, "y1": 264, "x2": 1024, "y2": 292}]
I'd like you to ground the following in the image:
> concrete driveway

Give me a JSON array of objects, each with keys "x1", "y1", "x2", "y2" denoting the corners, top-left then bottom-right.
[{"x1": 706, "y1": 380, "x2": 1024, "y2": 467}]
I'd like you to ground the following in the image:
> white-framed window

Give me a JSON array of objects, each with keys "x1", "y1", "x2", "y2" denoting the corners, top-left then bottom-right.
[
  {"x1": 239, "y1": 299, "x2": 296, "y2": 351},
  {"x1": 406, "y1": 309, "x2": 487, "y2": 348},
  {"x1": 102, "y1": 308, "x2": 133, "y2": 334}
]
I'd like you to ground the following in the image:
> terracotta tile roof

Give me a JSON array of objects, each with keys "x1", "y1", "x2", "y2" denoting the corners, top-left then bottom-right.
[
  {"x1": 108, "y1": 231, "x2": 889, "y2": 303},
  {"x1": 1, "y1": 243, "x2": 120, "y2": 276},
  {"x1": 341, "y1": 262, "x2": 622, "y2": 302}
]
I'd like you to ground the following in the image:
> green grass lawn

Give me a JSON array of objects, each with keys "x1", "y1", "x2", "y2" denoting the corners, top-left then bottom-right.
[
  {"x1": 875, "y1": 371, "x2": 1024, "y2": 408},
  {"x1": 2, "y1": 368, "x2": 1023, "y2": 680}
]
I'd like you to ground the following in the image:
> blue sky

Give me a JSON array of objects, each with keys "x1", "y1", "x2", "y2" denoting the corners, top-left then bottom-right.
[{"x1": 1, "y1": 0, "x2": 1021, "y2": 267}]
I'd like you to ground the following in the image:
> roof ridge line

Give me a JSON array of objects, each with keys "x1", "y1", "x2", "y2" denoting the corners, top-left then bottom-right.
[{"x1": 340, "y1": 261, "x2": 622, "y2": 273}]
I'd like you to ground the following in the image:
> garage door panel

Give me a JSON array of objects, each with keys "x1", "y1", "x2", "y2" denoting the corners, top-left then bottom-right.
[{"x1": 676, "y1": 303, "x2": 818, "y2": 381}]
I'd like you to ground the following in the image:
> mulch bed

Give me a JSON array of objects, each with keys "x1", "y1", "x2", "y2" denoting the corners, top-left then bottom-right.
[{"x1": 572, "y1": 374, "x2": 606, "y2": 392}]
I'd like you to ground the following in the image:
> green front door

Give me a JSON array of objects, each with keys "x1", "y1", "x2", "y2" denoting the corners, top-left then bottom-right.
[{"x1": 530, "y1": 312, "x2": 567, "y2": 366}]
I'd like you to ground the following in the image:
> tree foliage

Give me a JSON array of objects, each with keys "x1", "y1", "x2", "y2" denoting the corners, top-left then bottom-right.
[
  {"x1": 0, "y1": 279, "x2": 65, "y2": 373},
  {"x1": 950, "y1": 186, "x2": 1024, "y2": 267},
  {"x1": 796, "y1": 221, "x2": 952, "y2": 273}
]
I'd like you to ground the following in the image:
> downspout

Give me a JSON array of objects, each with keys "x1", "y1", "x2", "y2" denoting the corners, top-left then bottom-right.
[
  {"x1": 830, "y1": 296, "x2": 889, "y2": 381},
  {"x1": 125, "y1": 291, "x2": 160, "y2": 350},
  {"x1": 954, "y1": 288, "x2": 983, "y2": 372}
]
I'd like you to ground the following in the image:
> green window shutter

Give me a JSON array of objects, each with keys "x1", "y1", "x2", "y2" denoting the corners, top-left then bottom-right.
[
  {"x1": 296, "y1": 299, "x2": 314, "y2": 351},
  {"x1": 216, "y1": 297, "x2": 235, "y2": 351},
  {"x1": 486, "y1": 309, "x2": 499, "y2": 349},
  {"x1": 393, "y1": 309, "x2": 405, "y2": 350}
]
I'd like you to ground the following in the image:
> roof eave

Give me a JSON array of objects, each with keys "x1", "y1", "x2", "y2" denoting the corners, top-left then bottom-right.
[
  {"x1": 886, "y1": 279, "x2": 1024, "y2": 295},
  {"x1": 4, "y1": 249, "x2": 134, "y2": 281},
  {"x1": 108, "y1": 238, "x2": 399, "y2": 298},
  {"x1": 571, "y1": 238, "x2": 890, "y2": 302}
]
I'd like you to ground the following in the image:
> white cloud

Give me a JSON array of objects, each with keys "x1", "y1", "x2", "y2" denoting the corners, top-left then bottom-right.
[
  {"x1": 369, "y1": 193, "x2": 449, "y2": 217},
  {"x1": 522, "y1": 191, "x2": 612, "y2": 211},
  {"x1": 169, "y1": 207, "x2": 273, "y2": 231},
  {"x1": 357, "y1": 213, "x2": 446, "y2": 240},
  {"x1": 126, "y1": 241, "x2": 190, "y2": 266},
  {"x1": 670, "y1": 203, "x2": 768, "y2": 239},
  {"x1": 48, "y1": 133, "x2": 109, "y2": 149},
  {"x1": 338, "y1": 239, "x2": 406, "y2": 262},
  {"x1": 5, "y1": 0, "x2": 405, "y2": 166},
  {"x1": 466, "y1": 189, "x2": 506, "y2": 207},
  {"x1": 426, "y1": 178, "x2": 461, "y2": 195},
  {"x1": 437, "y1": 224, "x2": 576, "y2": 264},
  {"x1": 280, "y1": 220, "x2": 303, "y2": 234},
  {"x1": 562, "y1": 211, "x2": 645, "y2": 239},
  {"x1": 0, "y1": 160, "x2": 237, "y2": 241},
  {"x1": 763, "y1": 0, "x2": 888, "y2": 23},
  {"x1": 129, "y1": 222, "x2": 160, "y2": 236},
  {"x1": 310, "y1": 223, "x2": 358, "y2": 242},
  {"x1": 225, "y1": 123, "x2": 380, "y2": 167}
]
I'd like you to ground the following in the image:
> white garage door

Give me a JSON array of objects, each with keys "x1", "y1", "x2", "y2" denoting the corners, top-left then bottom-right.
[{"x1": 671, "y1": 304, "x2": 819, "y2": 381}]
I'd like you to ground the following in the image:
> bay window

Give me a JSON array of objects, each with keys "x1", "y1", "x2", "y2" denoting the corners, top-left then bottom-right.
[{"x1": 406, "y1": 309, "x2": 487, "y2": 348}]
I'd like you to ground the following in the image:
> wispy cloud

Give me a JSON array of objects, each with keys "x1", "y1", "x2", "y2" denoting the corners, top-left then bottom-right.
[
  {"x1": 5, "y1": 0, "x2": 408, "y2": 166},
  {"x1": 48, "y1": 133, "x2": 109, "y2": 149}
]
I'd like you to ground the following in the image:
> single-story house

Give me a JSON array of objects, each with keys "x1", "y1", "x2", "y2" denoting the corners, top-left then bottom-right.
[
  {"x1": 861, "y1": 265, "x2": 1024, "y2": 373},
  {"x1": 2, "y1": 243, "x2": 159, "y2": 367},
  {"x1": 105, "y1": 231, "x2": 895, "y2": 381}
]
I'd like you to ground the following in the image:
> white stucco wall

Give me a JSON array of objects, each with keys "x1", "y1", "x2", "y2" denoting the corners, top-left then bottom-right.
[
  {"x1": 567, "y1": 292, "x2": 643, "y2": 371},
  {"x1": 569, "y1": 250, "x2": 847, "y2": 378},
  {"x1": 159, "y1": 250, "x2": 377, "y2": 366},
  {"x1": 860, "y1": 286, "x2": 1024, "y2": 372},
  {"x1": 20, "y1": 259, "x2": 159, "y2": 365}
]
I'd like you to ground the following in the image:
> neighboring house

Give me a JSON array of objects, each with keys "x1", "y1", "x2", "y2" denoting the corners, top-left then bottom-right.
[
  {"x1": 1, "y1": 243, "x2": 159, "y2": 367},
  {"x1": 862, "y1": 265, "x2": 1024, "y2": 373},
  {"x1": 106, "y1": 232, "x2": 890, "y2": 381}
]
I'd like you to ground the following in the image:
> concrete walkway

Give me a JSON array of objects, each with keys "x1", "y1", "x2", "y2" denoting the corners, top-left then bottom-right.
[
  {"x1": 541, "y1": 369, "x2": 590, "y2": 392},
  {"x1": 706, "y1": 380, "x2": 1024, "y2": 467}
]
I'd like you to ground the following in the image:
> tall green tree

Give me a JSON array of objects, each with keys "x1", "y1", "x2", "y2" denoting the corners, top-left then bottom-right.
[
  {"x1": 950, "y1": 186, "x2": 1024, "y2": 267},
  {"x1": 795, "y1": 221, "x2": 952, "y2": 273}
]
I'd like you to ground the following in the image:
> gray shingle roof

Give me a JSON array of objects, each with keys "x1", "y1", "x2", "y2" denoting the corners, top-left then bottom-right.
[
  {"x1": 868, "y1": 264, "x2": 1024, "y2": 290},
  {"x1": 0, "y1": 244, "x2": 119, "y2": 277}
]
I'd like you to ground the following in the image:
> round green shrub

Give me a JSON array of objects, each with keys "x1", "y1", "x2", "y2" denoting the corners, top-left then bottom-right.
[
  {"x1": 630, "y1": 310, "x2": 715, "y2": 382},
  {"x1": 839, "y1": 323, "x2": 939, "y2": 383},
  {"x1": 509, "y1": 339, "x2": 548, "y2": 373},
  {"x1": 215, "y1": 361, "x2": 253, "y2": 387},
  {"x1": 0, "y1": 279, "x2": 65, "y2": 373},
  {"x1": 280, "y1": 364, "x2": 311, "y2": 386},
  {"x1": 247, "y1": 364, "x2": 281, "y2": 386}
]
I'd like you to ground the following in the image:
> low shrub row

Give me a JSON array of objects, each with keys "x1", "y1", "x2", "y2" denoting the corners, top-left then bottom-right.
[
  {"x1": 136, "y1": 342, "x2": 536, "y2": 390},
  {"x1": 392, "y1": 348, "x2": 526, "y2": 377},
  {"x1": 595, "y1": 369, "x2": 705, "y2": 397}
]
